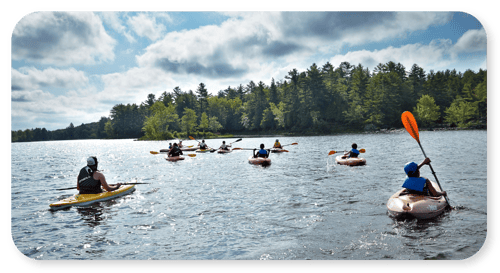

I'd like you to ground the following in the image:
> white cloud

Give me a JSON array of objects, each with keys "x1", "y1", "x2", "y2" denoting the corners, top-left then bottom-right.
[
  {"x1": 12, "y1": 67, "x2": 88, "y2": 91},
  {"x1": 452, "y1": 28, "x2": 487, "y2": 54},
  {"x1": 328, "y1": 37, "x2": 483, "y2": 72},
  {"x1": 12, "y1": 12, "x2": 116, "y2": 66},
  {"x1": 127, "y1": 13, "x2": 166, "y2": 41}
]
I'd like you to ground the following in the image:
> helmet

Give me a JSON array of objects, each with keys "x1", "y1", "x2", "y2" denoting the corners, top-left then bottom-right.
[
  {"x1": 87, "y1": 156, "x2": 98, "y2": 166},
  {"x1": 404, "y1": 162, "x2": 418, "y2": 175}
]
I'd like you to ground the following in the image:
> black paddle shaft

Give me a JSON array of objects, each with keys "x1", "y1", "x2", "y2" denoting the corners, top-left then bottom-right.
[{"x1": 417, "y1": 141, "x2": 450, "y2": 206}]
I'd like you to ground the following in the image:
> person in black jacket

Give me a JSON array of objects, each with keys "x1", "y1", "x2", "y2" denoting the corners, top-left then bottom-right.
[{"x1": 77, "y1": 156, "x2": 121, "y2": 194}]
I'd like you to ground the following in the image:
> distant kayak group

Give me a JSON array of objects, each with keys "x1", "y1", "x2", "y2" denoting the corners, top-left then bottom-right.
[{"x1": 50, "y1": 111, "x2": 452, "y2": 221}]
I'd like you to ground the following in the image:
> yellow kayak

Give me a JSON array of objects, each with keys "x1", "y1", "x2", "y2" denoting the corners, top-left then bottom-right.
[{"x1": 49, "y1": 185, "x2": 136, "y2": 210}]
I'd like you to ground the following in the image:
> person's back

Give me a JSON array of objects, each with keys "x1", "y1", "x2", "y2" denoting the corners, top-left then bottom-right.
[
  {"x1": 200, "y1": 140, "x2": 208, "y2": 149},
  {"x1": 78, "y1": 157, "x2": 103, "y2": 194},
  {"x1": 254, "y1": 144, "x2": 269, "y2": 158},
  {"x1": 169, "y1": 144, "x2": 183, "y2": 157},
  {"x1": 273, "y1": 139, "x2": 282, "y2": 149},
  {"x1": 349, "y1": 143, "x2": 360, "y2": 158}
]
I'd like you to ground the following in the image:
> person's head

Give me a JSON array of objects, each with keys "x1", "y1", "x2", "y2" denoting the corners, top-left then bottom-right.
[
  {"x1": 169, "y1": 143, "x2": 172, "y2": 145},
  {"x1": 404, "y1": 162, "x2": 419, "y2": 177},
  {"x1": 352, "y1": 143, "x2": 357, "y2": 149},
  {"x1": 87, "y1": 156, "x2": 98, "y2": 171},
  {"x1": 179, "y1": 140, "x2": 182, "y2": 143},
  {"x1": 202, "y1": 140, "x2": 205, "y2": 143},
  {"x1": 260, "y1": 143, "x2": 265, "y2": 149},
  {"x1": 276, "y1": 139, "x2": 279, "y2": 142},
  {"x1": 222, "y1": 141, "x2": 226, "y2": 144},
  {"x1": 173, "y1": 143, "x2": 178, "y2": 147}
]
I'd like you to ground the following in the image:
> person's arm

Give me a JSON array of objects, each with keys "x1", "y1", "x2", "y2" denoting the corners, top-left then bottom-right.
[
  {"x1": 426, "y1": 179, "x2": 447, "y2": 197},
  {"x1": 77, "y1": 176, "x2": 80, "y2": 191},
  {"x1": 418, "y1": 158, "x2": 431, "y2": 170},
  {"x1": 95, "y1": 172, "x2": 121, "y2": 191}
]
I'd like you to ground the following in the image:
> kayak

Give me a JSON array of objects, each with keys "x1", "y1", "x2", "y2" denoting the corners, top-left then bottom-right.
[
  {"x1": 49, "y1": 185, "x2": 136, "y2": 210},
  {"x1": 248, "y1": 156, "x2": 271, "y2": 166},
  {"x1": 159, "y1": 149, "x2": 170, "y2": 153},
  {"x1": 196, "y1": 149, "x2": 213, "y2": 153},
  {"x1": 165, "y1": 155, "x2": 185, "y2": 161},
  {"x1": 335, "y1": 155, "x2": 366, "y2": 166},
  {"x1": 270, "y1": 148, "x2": 287, "y2": 153},
  {"x1": 386, "y1": 180, "x2": 448, "y2": 220},
  {"x1": 217, "y1": 149, "x2": 232, "y2": 154}
]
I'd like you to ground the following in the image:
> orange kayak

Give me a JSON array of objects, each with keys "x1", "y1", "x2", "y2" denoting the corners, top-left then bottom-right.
[
  {"x1": 165, "y1": 156, "x2": 185, "y2": 161},
  {"x1": 248, "y1": 156, "x2": 271, "y2": 166},
  {"x1": 335, "y1": 155, "x2": 366, "y2": 166},
  {"x1": 386, "y1": 180, "x2": 448, "y2": 220}
]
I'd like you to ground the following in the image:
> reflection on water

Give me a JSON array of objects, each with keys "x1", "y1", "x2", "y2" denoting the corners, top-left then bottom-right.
[{"x1": 11, "y1": 131, "x2": 487, "y2": 260}]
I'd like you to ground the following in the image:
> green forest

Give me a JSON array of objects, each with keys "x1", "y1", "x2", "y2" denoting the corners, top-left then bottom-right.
[{"x1": 12, "y1": 61, "x2": 487, "y2": 142}]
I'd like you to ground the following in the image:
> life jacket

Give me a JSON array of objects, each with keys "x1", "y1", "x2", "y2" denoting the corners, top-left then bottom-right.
[
  {"x1": 78, "y1": 166, "x2": 103, "y2": 194},
  {"x1": 257, "y1": 149, "x2": 268, "y2": 157},
  {"x1": 169, "y1": 146, "x2": 182, "y2": 156},
  {"x1": 349, "y1": 148, "x2": 360, "y2": 158},
  {"x1": 273, "y1": 142, "x2": 281, "y2": 148},
  {"x1": 221, "y1": 144, "x2": 228, "y2": 150},
  {"x1": 402, "y1": 176, "x2": 426, "y2": 192},
  {"x1": 200, "y1": 143, "x2": 208, "y2": 149}
]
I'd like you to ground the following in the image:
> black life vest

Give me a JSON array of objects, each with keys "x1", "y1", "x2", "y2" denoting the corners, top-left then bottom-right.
[{"x1": 77, "y1": 166, "x2": 103, "y2": 194}]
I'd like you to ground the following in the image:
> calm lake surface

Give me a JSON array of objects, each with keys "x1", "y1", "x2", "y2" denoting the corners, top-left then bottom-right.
[{"x1": 11, "y1": 130, "x2": 487, "y2": 260}]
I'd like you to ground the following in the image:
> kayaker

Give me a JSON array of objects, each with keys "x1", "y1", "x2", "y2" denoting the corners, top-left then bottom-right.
[
  {"x1": 219, "y1": 141, "x2": 230, "y2": 151},
  {"x1": 402, "y1": 158, "x2": 447, "y2": 197},
  {"x1": 199, "y1": 140, "x2": 208, "y2": 150},
  {"x1": 168, "y1": 143, "x2": 183, "y2": 157},
  {"x1": 77, "y1": 157, "x2": 121, "y2": 194},
  {"x1": 253, "y1": 144, "x2": 270, "y2": 158},
  {"x1": 178, "y1": 140, "x2": 184, "y2": 148},
  {"x1": 273, "y1": 139, "x2": 282, "y2": 149},
  {"x1": 168, "y1": 143, "x2": 172, "y2": 149},
  {"x1": 342, "y1": 143, "x2": 360, "y2": 158}
]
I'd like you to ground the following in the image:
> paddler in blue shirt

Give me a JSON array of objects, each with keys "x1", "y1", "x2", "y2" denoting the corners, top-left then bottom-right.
[
  {"x1": 402, "y1": 158, "x2": 447, "y2": 197},
  {"x1": 77, "y1": 156, "x2": 121, "y2": 194},
  {"x1": 253, "y1": 144, "x2": 269, "y2": 158},
  {"x1": 342, "y1": 143, "x2": 360, "y2": 158}
]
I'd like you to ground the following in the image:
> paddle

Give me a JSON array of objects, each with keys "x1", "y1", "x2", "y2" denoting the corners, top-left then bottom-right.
[
  {"x1": 328, "y1": 148, "x2": 365, "y2": 156},
  {"x1": 401, "y1": 111, "x2": 450, "y2": 207},
  {"x1": 281, "y1": 142, "x2": 298, "y2": 147},
  {"x1": 229, "y1": 138, "x2": 242, "y2": 145},
  {"x1": 55, "y1": 182, "x2": 150, "y2": 191}
]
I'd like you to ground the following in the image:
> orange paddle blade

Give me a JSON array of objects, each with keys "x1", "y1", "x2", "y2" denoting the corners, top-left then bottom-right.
[
  {"x1": 359, "y1": 149, "x2": 365, "y2": 153},
  {"x1": 401, "y1": 111, "x2": 420, "y2": 142},
  {"x1": 189, "y1": 136, "x2": 195, "y2": 140},
  {"x1": 150, "y1": 151, "x2": 159, "y2": 154},
  {"x1": 187, "y1": 154, "x2": 196, "y2": 157},
  {"x1": 328, "y1": 151, "x2": 337, "y2": 155}
]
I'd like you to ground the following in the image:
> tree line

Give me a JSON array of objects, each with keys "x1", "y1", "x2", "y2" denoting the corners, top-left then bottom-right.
[{"x1": 12, "y1": 61, "x2": 487, "y2": 142}]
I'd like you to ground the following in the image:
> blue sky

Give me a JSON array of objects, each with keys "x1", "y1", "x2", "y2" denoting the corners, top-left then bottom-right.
[{"x1": 8, "y1": 8, "x2": 488, "y2": 131}]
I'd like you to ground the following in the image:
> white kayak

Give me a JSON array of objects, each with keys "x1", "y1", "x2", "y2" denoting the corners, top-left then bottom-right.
[{"x1": 386, "y1": 180, "x2": 448, "y2": 220}]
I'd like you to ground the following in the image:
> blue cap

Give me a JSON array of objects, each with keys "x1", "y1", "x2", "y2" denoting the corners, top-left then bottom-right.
[{"x1": 404, "y1": 162, "x2": 418, "y2": 175}]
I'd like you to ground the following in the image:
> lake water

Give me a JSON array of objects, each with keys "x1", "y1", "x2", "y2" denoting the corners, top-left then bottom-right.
[{"x1": 10, "y1": 130, "x2": 487, "y2": 260}]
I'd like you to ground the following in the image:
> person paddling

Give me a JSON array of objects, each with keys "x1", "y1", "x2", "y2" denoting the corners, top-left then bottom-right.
[
  {"x1": 253, "y1": 144, "x2": 270, "y2": 158},
  {"x1": 77, "y1": 157, "x2": 121, "y2": 194},
  {"x1": 178, "y1": 140, "x2": 184, "y2": 148},
  {"x1": 168, "y1": 143, "x2": 183, "y2": 157},
  {"x1": 219, "y1": 141, "x2": 230, "y2": 151},
  {"x1": 402, "y1": 158, "x2": 447, "y2": 197},
  {"x1": 273, "y1": 139, "x2": 282, "y2": 149},
  {"x1": 342, "y1": 143, "x2": 360, "y2": 159},
  {"x1": 199, "y1": 140, "x2": 209, "y2": 150}
]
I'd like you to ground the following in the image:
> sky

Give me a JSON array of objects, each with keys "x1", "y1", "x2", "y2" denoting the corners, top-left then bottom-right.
[{"x1": 8, "y1": 7, "x2": 489, "y2": 132}]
